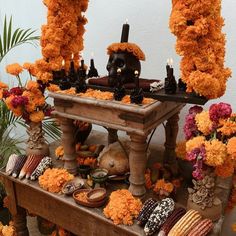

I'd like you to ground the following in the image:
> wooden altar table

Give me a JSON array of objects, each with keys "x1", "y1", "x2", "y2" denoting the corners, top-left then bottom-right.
[{"x1": 49, "y1": 92, "x2": 185, "y2": 197}]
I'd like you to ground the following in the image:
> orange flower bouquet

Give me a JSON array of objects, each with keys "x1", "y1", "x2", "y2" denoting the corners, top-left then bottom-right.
[{"x1": 2, "y1": 63, "x2": 52, "y2": 123}]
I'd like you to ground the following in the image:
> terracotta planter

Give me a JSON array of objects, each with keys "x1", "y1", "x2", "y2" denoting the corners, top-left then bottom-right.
[
  {"x1": 187, "y1": 173, "x2": 222, "y2": 221},
  {"x1": 26, "y1": 121, "x2": 49, "y2": 156}
]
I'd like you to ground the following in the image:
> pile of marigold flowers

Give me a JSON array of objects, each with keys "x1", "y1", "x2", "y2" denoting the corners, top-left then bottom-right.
[
  {"x1": 0, "y1": 221, "x2": 15, "y2": 236},
  {"x1": 169, "y1": 0, "x2": 231, "y2": 99},
  {"x1": 103, "y1": 189, "x2": 142, "y2": 225},
  {"x1": 176, "y1": 102, "x2": 236, "y2": 180},
  {"x1": 39, "y1": 168, "x2": 74, "y2": 193},
  {"x1": 57, "y1": 88, "x2": 155, "y2": 105}
]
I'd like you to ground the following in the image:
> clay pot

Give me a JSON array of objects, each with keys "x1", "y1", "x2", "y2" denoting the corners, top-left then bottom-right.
[{"x1": 98, "y1": 142, "x2": 129, "y2": 176}]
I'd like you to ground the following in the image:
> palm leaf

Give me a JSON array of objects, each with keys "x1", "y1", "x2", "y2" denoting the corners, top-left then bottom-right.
[{"x1": 0, "y1": 15, "x2": 40, "y2": 63}]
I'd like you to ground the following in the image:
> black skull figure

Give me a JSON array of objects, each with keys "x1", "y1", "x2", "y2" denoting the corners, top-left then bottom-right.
[
  {"x1": 106, "y1": 22, "x2": 145, "y2": 88},
  {"x1": 106, "y1": 52, "x2": 141, "y2": 87}
]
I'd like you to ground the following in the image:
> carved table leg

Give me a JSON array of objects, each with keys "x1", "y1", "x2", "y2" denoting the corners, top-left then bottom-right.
[
  {"x1": 13, "y1": 207, "x2": 29, "y2": 236},
  {"x1": 128, "y1": 133, "x2": 147, "y2": 197},
  {"x1": 107, "y1": 128, "x2": 118, "y2": 145},
  {"x1": 60, "y1": 118, "x2": 77, "y2": 175},
  {"x1": 163, "y1": 112, "x2": 180, "y2": 175}
]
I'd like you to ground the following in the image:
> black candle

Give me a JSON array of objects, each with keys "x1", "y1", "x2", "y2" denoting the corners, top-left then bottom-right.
[
  {"x1": 69, "y1": 54, "x2": 75, "y2": 74},
  {"x1": 134, "y1": 70, "x2": 139, "y2": 88},
  {"x1": 120, "y1": 19, "x2": 130, "y2": 43},
  {"x1": 88, "y1": 57, "x2": 99, "y2": 78}
]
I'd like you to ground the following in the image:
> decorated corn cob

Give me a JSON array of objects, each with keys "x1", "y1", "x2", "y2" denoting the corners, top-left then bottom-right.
[
  {"x1": 158, "y1": 207, "x2": 186, "y2": 236},
  {"x1": 5, "y1": 154, "x2": 18, "y2": 175},
  {"x1": 168, "y1": 209, "x2": 202, "y2": 236},
  {"x1": 30, "y1": 156, "x2": 52, "y2": 181},
  {"x1": 12, "y1": 155, "x2": 28, "y2": 178},
  {"x1": 144, "y1": 198, "x2": 175, "y2": 235},
  {"x1": 137, "y1": 198, "x2": 159, "y2": 226},
  {"x1": 187, "y1": 218, "x2": 213, "y2": 236},
  {"x1": 19, "y1": 155, "x2": 43, "y2": 179}
]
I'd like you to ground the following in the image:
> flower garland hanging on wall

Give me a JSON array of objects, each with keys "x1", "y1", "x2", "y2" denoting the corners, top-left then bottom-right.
[
  {"x1": 169, "y1": 0, "x2": 231, "y2": 99},
  {"x1": 36, "y1": 0, "x2": 89, "y2": 84}
]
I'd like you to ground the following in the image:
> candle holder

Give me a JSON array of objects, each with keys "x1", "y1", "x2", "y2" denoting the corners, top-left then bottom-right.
[
  {"x1": 59, "y1": 76, "x2": 72, "y2": 90},
  {"x1": 164, "y1": 61, "x2": 177, "y2": 94},
  {"x1": 130, "y1": 70, "x2": 143, "y2": 104},
  {"x1": 113, "y1": 69, "x2": 126, "y2": 101}
]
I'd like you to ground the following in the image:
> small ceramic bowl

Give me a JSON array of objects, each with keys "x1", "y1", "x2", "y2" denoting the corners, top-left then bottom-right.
[
  {"x1": 90, "y1": 168, "x2": 108, "y2": 184},
  {"x1": 77, "y1": 165, "x2": 91, "y2": 179},
  {"x1": 86, "y1": 188, "x2": 106, "y2": 203},
  {"x1": 73, "y1": 189, "x2": 107, "y2": 208},
  {"x1": 62, "y1": 178, "x2": 84, "y2": 195}
]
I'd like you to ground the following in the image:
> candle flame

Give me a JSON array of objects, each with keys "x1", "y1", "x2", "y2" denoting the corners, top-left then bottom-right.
[
  {"x1": 125, "y1": 18, "x2": 128, "y2": 24},
  {"x1": 170, "y1": 58, "x2": 174, "y2": 66},
  {"x1": 167, "y1": 58, "x2": 170, "y2": 65},
  {"x1": 71, "y1": 53, "x2": 74, "y2": 60},
  {"x1": 80, "y1": 52, "x2": 84, "y2": 59},
  {"x1": 62, "y1": 59, "x2": 65, "y2": 67},
  {"x1": 134, "y1": 70, "x2": 139, "y2": 75},
  {"x1": 91, "y1": 52, "x2": 94, "y2": 59}
]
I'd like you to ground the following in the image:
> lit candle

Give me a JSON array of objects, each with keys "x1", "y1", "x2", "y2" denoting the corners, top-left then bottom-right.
[
  {"x1": 169, "y1": 58, "x2": 174, "y2": 67},
  {"x1": 61, "y1": 59, "x2": 66, "y2": 77},
  {"x1": 120, "y1": 19, "x2": 130, "y2": 43},
  {"x1": 134, "y1": 70, "x2": 139, "y2": 89},
  {"x1": 70, "y1": 53, "x2": 75, "y2": 72},
  {"x1": 166, "y1": 58, "x2": 170, "y2": 74}
]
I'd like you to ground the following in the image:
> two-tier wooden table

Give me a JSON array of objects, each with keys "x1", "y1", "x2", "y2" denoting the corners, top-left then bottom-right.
[{"x1": 49, "y1": 92, "x2": 185, "y2": 197}]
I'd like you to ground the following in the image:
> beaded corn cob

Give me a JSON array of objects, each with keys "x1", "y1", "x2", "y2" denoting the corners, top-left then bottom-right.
[
  {"x1": 158, "y1": 207, "x2": 186, "y2": 236},
  {"x1": 30, "y1": 156, "x2": 52, "y2": 180},
  {"x1": 12, "y1": 155, "x2": 27, "y2": 178},
  {"x1": 19, "y1": 155, "x2": 43, "y2": 179},
  {"x1": 144, "y1": 198, "x2": 175, "y2": 235},
  {"x1": 137, "y1": 198, "x2": 159, "y2": 226},
  {"x1": 187, "y1": 218, "x2": 213, "y2": 236},
  {"x1": 6, "y1": 154, "x2": 18, "y2": 175}
]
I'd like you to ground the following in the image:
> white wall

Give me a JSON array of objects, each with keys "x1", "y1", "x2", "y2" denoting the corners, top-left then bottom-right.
[{"x1": 0, "y1": 0, "x2": 235, "y2": 143}]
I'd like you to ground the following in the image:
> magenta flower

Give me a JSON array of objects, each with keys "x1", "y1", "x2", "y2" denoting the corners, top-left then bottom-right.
[
  {"x1": 186, "y1": 146, "x2": 206, "y2": 162},
  {"x1": 209, "y1": 102, "x2": 232, "y2": 122},
  {"x1": 189, "y1": 105, "x2": 203, "y2": 115},
  {"x1": 11, "y1": 96, "x2": 28, "y2": 108},
  {"x1": 184, "y1": 106, "x2": 203, "y2": 140},
  {"x1": 192, "y1": 168, "x2": 204, "y2": 180},
  {"x1": 10, "y1": 87, "x2": 23, "y2": 96}
]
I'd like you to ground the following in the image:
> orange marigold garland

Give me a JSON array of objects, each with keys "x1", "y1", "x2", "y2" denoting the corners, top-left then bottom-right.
[
  {"x1": 36, "y1": 0, "x2": 89, "y2": 84},
  {"x1": 103, "y1": 189, "x2": 142, "y2": 225},
  {"x1": 169, "y1": 0, "x2": 231, "y2": 99}
]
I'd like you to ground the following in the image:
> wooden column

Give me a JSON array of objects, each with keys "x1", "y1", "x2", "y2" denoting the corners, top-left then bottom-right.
[
  {"x1": 60, "y1": 118, "x2": 77, "y2": 175},
  {"x1": 128, "y1": 133, "x2": 147, "y2": 197},
  {"x1": 13, "y1": 207, "x2": 29, "y2": 236},
  {"x1": 107, "y1": 128, "x2": 118, "y2": 145},
  {"x1": 163, "y1": 112, "x2": 180, "y2": 174}
]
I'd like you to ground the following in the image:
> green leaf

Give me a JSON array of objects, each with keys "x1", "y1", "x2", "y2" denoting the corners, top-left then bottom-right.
[{"x1": 7, "y1": 16, "x2": 12, "y2": 51}]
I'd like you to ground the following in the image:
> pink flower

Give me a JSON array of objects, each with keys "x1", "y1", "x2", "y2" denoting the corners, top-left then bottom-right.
[
  {"x1": 209, "y1": 102, "x2": 232, "y2": 122},
  {"x1": 189, "y1": 105, "x2": 203, "y2": 115},
  {"x1": 192, "y1": 168, "x2": 204, "y2": 180}
]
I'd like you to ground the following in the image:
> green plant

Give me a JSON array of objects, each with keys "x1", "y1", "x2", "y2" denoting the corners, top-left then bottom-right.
[{"x1": 0, "y1": 16, "x2": 39, "y2": 63}]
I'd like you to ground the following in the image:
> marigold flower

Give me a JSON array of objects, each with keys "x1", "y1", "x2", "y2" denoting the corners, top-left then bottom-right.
[
  {"x1": 215, "y1": 158, "x2": 234, "y2": 178},
  {"x1": 6, "y1": 63, "x2": 23, "y2": 76},
  {"x1": 218, "y1": 119, "x2": 236, "y2": 136},
  {"x1": 55, "y1": 146, "x2": 64, "y2": 158},
  {"x1": 205, "y1": 139, "x2": 227, "y2": 166},
  {"x1": 23, "y1": 62, "x2": 38, "y2": 76},
  {"x1": 195, "y1": 111, "x2": 213, "y2": 135},
  {"x1": 29, "y1": 110, "x2": 45, "y2": 122},
  {"x1": 175, "y1": 141, "x2": 187, "y2": 159},
  {"x1": 26, "y1": 81, "x2": 39, "y2": 91},
  {"x1": 227, "y1": 137, "x2": 236, "y2": 159},
  {"x1": 186, "y1": 136, "x2": 205, "y2": 152},
  {"x1": 47, "y1": 84, "x2": 60, "y2": 92}
]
